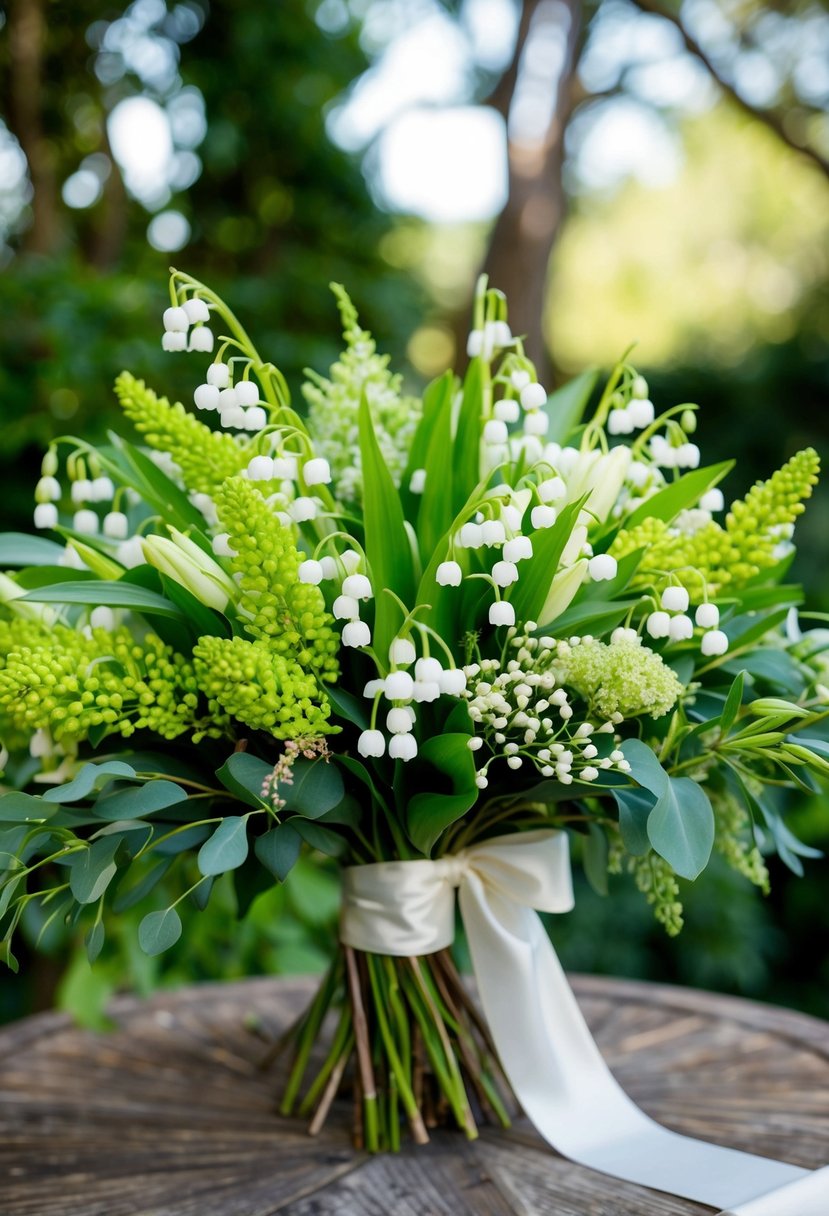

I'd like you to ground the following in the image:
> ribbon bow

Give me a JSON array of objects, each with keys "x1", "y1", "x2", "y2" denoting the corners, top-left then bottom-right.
[{"x1": 341, "y1": 829, "x2": 829, "y2": 1215}]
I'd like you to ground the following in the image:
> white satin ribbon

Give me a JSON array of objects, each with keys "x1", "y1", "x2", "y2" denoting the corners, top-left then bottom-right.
[{"x1": 340, "y1": 830, "x2": 829, "y2": 1215}]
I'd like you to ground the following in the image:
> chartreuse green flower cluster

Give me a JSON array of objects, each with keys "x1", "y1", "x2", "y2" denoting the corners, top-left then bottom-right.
[
  {"x1": 115, "y1": 372, "x2": 249, "y2": 497},
  {"x1": 612, "y1": 448, "x2": 819, "y2": 594},
  {"x1": 609, "y1": 837, "x2": 685, "y2": 936},
  {"x1": 0, "y1": 618, "x2": 213, "y2": 746},
  {"x1": 302, "y1": 285, "x2": 420, "y2": 504},
  {"x1": 214, "y1": 477, "x2": 339, "y2": 683},
  {"x1": 192, "y1": 635, "x2": 336, "y2": 740},
  {"x1": 553, "y1": 635, "x2": 683, "y2": 721},
  {"x1": 711, "y1": 787, "x2": 770, "y2": 894}
]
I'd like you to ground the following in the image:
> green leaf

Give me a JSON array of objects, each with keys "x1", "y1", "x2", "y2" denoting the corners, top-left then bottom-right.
[
  {"x1": 283, "y1": 759, "x2": 344, "y2": 819},
  {"x1": 452, "y1": 358, "x2": 484, "y2": 514},
  {"x1": 68, "y1": 837, "x2": 121, "y2": 904},
  {"x1": 613, "y1": 786, "x2": 655, "y2": 856},
  {"x1": 255, "y1": 823, "x2": 302, "y2": 881},
  {"x1": 721, "y1": 670, "x2": 746, "y2": 734},
  {"x1": 359, "y1": 394, "x2": 416, "y2": 658},
  {"x1": 103, "y1": 434, "x2": 207, "y2": 534},
  {"x1": 324, "y1": 683, "x2": 369, "y2": 731},
  {"x1": 93, "y1": 780, "x2": 188, "y2": 821},
  {"x1": 23, "y1": 579, "x2": 184, "y2": 620},
  {"x1": 620, "y1": 739, "x2": 671, "y2": 796},
  {"x1": 543, "y1": 599, "x2": 636, "y2": 639},
  {"x1": 160, "y1": 573, "x2": 231, "y2": 640},
  {"x1": 138, "y1": 906, "x2": 183, "y2": 956},
  {"x1": 85, "y1": 919, "x2": 105, "y2": 964},
  {"x1": 0, "y1": 791, "x2": 61, "y2": 823},
  {"x1": 510, "y1": 496, "x2": 590, "y2": 625},
  {"x1": 42, "y1": 761, "x2": 137, "y2": 804},
  {"x1": 215, "y1": 752, "x2": 273, "y2": 808},
  {"x1": 406, "y1": 733, "x2": 478, "y2": 856},
  {"x1": 416, "y1": 376, "x2": 455, "y2": 558},
  {"x1": 647, "y1": 777, "x2": 715, "y2": 881},
  {"x1": 583, "y1": 822, "x2": 609, "y2": 896},
  {"x1": 624, "y1": 462, "x2": 733, "y2": 530},
  {"x1": 723, "y1": 607, "x2": 790, "y2": 652},
  {"x1": 290, "y1": 818, "x2": 347, "y2": 857},
  {"x1": 0, "y1": 532, "x2": 67, "y2": 567},
  {"x1": 400, "y1": 371, "x2": 453, "y2": 522},
  {"x1": 543, "y1": 368, "x2": 598, "y2": 444},
  {"x1": 197, "y1": 815, "x2": 250, "y2": 876},
  {"x1": 112, "y1": 856, "x2": 173, "y2": 913}
]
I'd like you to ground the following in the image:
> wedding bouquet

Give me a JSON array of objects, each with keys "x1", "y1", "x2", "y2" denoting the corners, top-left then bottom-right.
[{"x1": 1, "y1": 271, "x2": 827, "y2": 1189}]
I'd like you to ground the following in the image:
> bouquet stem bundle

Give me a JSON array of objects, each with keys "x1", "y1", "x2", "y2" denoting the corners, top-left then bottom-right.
[{"x1": 274, "y1": 946, "x2": 512, "y2": 1150}]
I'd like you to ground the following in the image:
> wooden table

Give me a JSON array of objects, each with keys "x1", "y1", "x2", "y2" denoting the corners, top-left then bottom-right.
[{"x1": 1, "y1": 975, "x2": 827, "y2": 1215}]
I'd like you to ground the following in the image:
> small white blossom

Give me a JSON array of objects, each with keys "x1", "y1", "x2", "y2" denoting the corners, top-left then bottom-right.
[
  {"x1": 303, "y1": 457, "x2": 332, "y2": 486},
  {"x1": 90, "y1": 477, "x2": 114, "y2": 502},
  {"x1": 523, "y1": 410, "x2": 549, "y2": 436},
  {"x1": 439, "y1": 668, "x2": 467, "y2": 696},
  {"x1": 507, "y1": 755, "x2": 523, "y2": 770},
  {"x1": 484, "y1": 419, "x2": 509, "y2": 445},
  {"x1": 611, "y1": 627, "x2": 640, "y2": 645},
  {"x1": 581, "y1": 766, "x2": 599, "y2": 782},
  {"x1": 695, "y1": 602, "x2": 720, "y2": 629},
  {"x1": 492, "y1": 560, "x2": 519, "y2": 587},
  {"x1": 701, "y1": 629, "x2": 729, "y2": 657},
  {"x1": 646, "y1": 611, "x2": 671, "y2": 639},
  {"x1": 116, "y1": 536, "x2": 145, "y2": 568},
  {"x1": 531, "y1": 505, "x2": 557, "y2": 529},
  {"x1": 588, "y1": 554, "x2": 618, "y2": 581},
  {"x1": 358, "y1": 729, "x2": 385, "y2": 757},
  {"x1": 103, "y1": 511, "x2": 129, "y2": 540},
  {"x1": 272, "y1": 455, "x2": 298, "y2": 481},
  {"x1": 183, "y1": 297, "x2": 210, "y2": 324},
  {"x1": 385, "y1": 670, "x2": 414, "y2": 700},
  {"x1": 468, "y1": 736, "x2": 483, "y2": 751},
  {"x1": 504, "y1": 535, "x2": 533, "y2": 563},
  {"x1": 71, "y1": 479, "x2": 91, "y2": 505},
  {"x1": 409, "y1": 468, "x2": 426, "y2": 494},
  {"x1": 212, "y1": 532, "x2": 235, "y2": 557},
  {"x1": 206, "y1": 363, "x2": 230, "y2": 388},
  {"x1": 188, "y1": 326, "x2": 214, "y2": 353},
  {"x1": 220, "y1": 404, "x2": 246, "y2": 430},
  {"x1": 494, "y1": 400, "x2": 519, "y2": 424},
  {"x1": 342, "y1": 573, "x2": 372, "y2": 600},
  {"x1": 669, "y1": 614, "x2": 694, "y2": 642},
  {"x1": 163, "y1": 305, "x2": 188, "y2": 332},
  {"x1": 415, "y1": 657, "x2": 443, "y2": 683},
  {"x1": 289, "y1": 496, "x2": 317, "y2": 522},
  {"x1": 481, "y1": 519, "x2": 506, "y2": 547},
  {"x1": 458, "y1": 522, "x2": 483, "y2": 549},
  {"x1": 73, "y1": 509, "x2": 99, "y2": 535},
  {"x1": 340, "y1": 549, "x2": 362, "y2": 574},
  {"x1": 511, "y1": 370, "x2": 530, "y2": 390},
  {"x1": 389, "y1": 733, "x2": 418, "y2": 761},
  {"x1": 538, "y1": 477, "x2": 566, "y2": 503},
  {"x1": 162, "y1": 331, "x2": 187, "y2": 352},
  {"x1": 194, "y1": 384, "x2": 220, "y2": 411},
  {"x1": 218, "y1": 386, "x2": 238, "y2": 411},
  {"x1": 235, "y1": 380, "x2": 259, "y2": 407},
  {"x1": 520, "y1": 382, "x2": 547, "y2": 411},
  {"x1": 299, "y1": 559, "x2": 324, "y2": 585},
  {"x1": 677, "y1": 443, "x2": 700, "y2": 469},
  {"x1": 343, "y1": 620, "x2": 371, "y2": 648},
  {"x1": 700, "y1": 488, "x2": 725, "y2": 513},
  {"x1": 34, "y1": 503, "x2": 58, "y2": 530},
  {"x1": 320, "y1": 556, "x2": 339, "y2": 580},
  {"x1": 475, "y1": 773, "x2": 489, "y2": 789},
  {"x1": 628, "y1": 398, "x2": 655, "y2": 429},
  {"x1": 247, "y1": 455, "x2": 274, "y2": 481},
  {"x1": 487, "y1": 320, "x2": 512, "y2": 348},
  {"x1": 467, "y1": 329, "x2": 484, "y2": 357},
  {"x1": 387, "y1": 707, "x2": 414, "y2": 734},
  {"x1": 363, "y1": 679, "x2": 384, "y2": 698},
  {"x1": 436, "y1": 560, "x2": 462, "y2": 587},
  {"x1": 244, "y1": 406, "x2": 268, "y2": 431},
  {"x1": 333, "y1": 594, "x2": 360, "y2": 620},
  {"x1": 90, "y1": 606, "x2": 116, "y2": 631},
  {"x1": 389, "y1": 637, "x2": 417, "y2": 666},
  {"x1": 490, "y1": 601, "x2": 516, "y2": 627},
  {"x1": 661, "y1": 586, "x2": 690, "y2": 613},
  {"x1": 608, "y1": 408, "x2": 634, "y2": 435},
  {"x1": 413, "y1": 680, "x2": 441, "y2": 703}
]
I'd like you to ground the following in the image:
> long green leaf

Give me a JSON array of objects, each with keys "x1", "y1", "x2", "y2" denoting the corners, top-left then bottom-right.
[
  {"x1": 624, "y1": 462, "x2": 733, "y2": 530},
  {"x1": 0, "y1": 533, "x2": 67, "y2": 567},
  {"x1": 22, "y1": 580, "x2": 184, "y2": 620},
  {"x1": 399, "y1": 371, "x2": 453, "y2": 523},
  {"x1": 510, "y1": 496, "x2": 588, "y2": 624},
  {"x1": 359, "y1": 394, "x2": 416, "y2": 658},
  {"x1": 544, "y1": 368, "x2": 598, "y2": 444},
  {"x1": 416, "y1": 377, "x2": 456, "y2": 559},
  {"x1": 452, "y1": 358, "x2": 484, "y2": 514},
  {"x1": 105, "y1": 434, "x2": 207, "y2": 533},
  {"x1": 406, "y1": 733, "x2": 478, "y2": 856}
]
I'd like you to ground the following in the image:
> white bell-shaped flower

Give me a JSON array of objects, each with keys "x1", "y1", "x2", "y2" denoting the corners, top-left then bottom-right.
[
  {"x1": 661, "y1": 585, "x2": 690, "y2": 613},
  {"x1": 303, "y1": 457, "x2": 332, "y2": 486},
  {"x1": 357, "y1": 729, "x2": 385, "y2": 757},
  {"x1": 235, "y1": 380, "x2": 259, "y2": 407},
  {"x1": 342, "y1": 620, "x2": 371, "y2": 648},
  {"x1": 206, "y1": 363, "x2": 230, "y2": 388},
  {"x1": 588, "y1": 554, "x2": 618, "y2": 581},
  {"x1": 492, "y1": 559, "x2": 519, "y2": 587},
  {"x1": 385, "y1": 670, "x2": 414, "y2": 701},
  {"x1": 163, "y1": 306, "x2": 189, "y2": 332},
  {"x1": 389, "y1": 637, "x2": 417, "y2": 666},
  {"x1": 183, "y1": 297, "x2": 210, "y2": 324},
  {"x1": 342, "y1": 573, "x2": 372, "y2": 600},
  {"x1": 489, "y1": 601, "x2": 515, "y2": 627},
  {"x1": 503, "y1": 536, "x2": 532, "y2": 563},
  {"x1": 247, "y1": 455, "x2": 274, "y2": 481},
  {"x1": 387, "y1": 707, "x2": 414, "y2": 734},
  {"x1": 189, "y1": 327, "x2": 214, "y2": 353},
  {"x1": 701, "y1": 629, "x2": 729, "y2": 657},
  {"x1": 333, "y1": 594, "x2": 360, "y2": 620},
  {"x1": 409, "y1": 469, "x2": 426, "y2": 494},
  {"x1": 520, "y1": 382, "x2": 547, "y2": 410},
  {"x1": 289, "y1": 496, "x2": 317, "y2": 521},
  {"x1": 103, "y1": 511, "x2": 129, "y2": 540},
  {"x1": 298, "y1": 559, "x2": 324, "y2": 585},
  {"x1": 34, "y1": 503, "x2": 58, "y2": 530},
  {"x1": 695, "y1": 602, "x2": 720, "y2": 629},
  {"x1": 436, "y1": 560, "x2": 462, "y2": 586},
  {"x1": 439, "y1": 668, "x2": 467, "y2": 696},
  {"x1": 668, "y1": 614, "x2": 694, "y2": 642},
  {"x1": 389, "y1": 733, "x2": 418, "y2": 761},
  {"x1": 494, "y1": 400, "x2": 519, "y2": 424},
  {"x1": 73, "y1": 509, "x2": 99, "y2": 535},
  {"x1": 646, "y1": 611, "x2": 671, "y2": 639},
  {"x1": 194, "y1": 384, "x2": 220, "y2": 411}
]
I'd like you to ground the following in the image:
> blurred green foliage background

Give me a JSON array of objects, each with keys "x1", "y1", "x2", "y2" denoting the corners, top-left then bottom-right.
[{"x1": 0, "y1": 0, "x2": 827, "y2": 1027}]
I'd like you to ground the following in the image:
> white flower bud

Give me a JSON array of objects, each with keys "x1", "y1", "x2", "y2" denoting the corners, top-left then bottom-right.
[
  {"x1": 387, "y1": 707, "x2": 413, "y2": 734},
  {"x1": 247, "y1": 455, "x2": 274, "y2": 481},
  {"x1": 611, "y1": 627, "x2": 640, "y2": 645},
  {"x1": 511, "y1": 370, "x2": 530, "y2": 390},
  {"x1": 73, "y1": 509, "x2": 98, "y2": 535},
  {"x1": 412, "y1": 680, "x2": 440, "y2": 703},
  {"x1": 244, "y1": 407, "x2": 268, "y2": 431},
  {"x1": 389, "y1": 638, "x2": 416, "y2": 666},
  {"x1": 632, "y1": 375, "x2": 648, "y2": 398},
  {"x1": 358, "y1": 729, "x2": 385, "y2": 757},
  {"x1": 494, "y1": 399, "x2": 519, "y2": 424},
  {"x1": 206, "y1": 363, "x2": 230, "y2": 388},
  {"x1": 218, "y1": 387, "x2": 238, "y2": 411},
  {"x1": 385, "y1": 670, "x2": 414, "y2": 701},
  {"x1": 71, "y1": 479, "x2": 91, "y2": 505},
  {"x1": 212, "y1": 532, "x2": 234, "y2": 557},
  {"x1": 489, "y1": 601, "x2": 515, "y2": 627},
  {"x1": 342, "y1": 573, "x2": 372, "y2": 600},
  {"x1": 90, "y1": 477, "x2": 115, "y2": 502},
  {"x1": 531, "y1": 505, "x2": 557, "y2": 529},
  {"x1": 415, "y1": 657, "x2": 443, "y2": 683},
  {"x1": 646, "y1": 611, "x2": 671, "y2": 639},
  {"x1": 36, "y1": 476, "x2": 61, "y2": 502},
  {"x1": 700, "y1": 488, "x2": 725, "y2": 513},
  {"x1": 299, "y1": 559, "x2": 324, "y2": 585},
  {"x1": 628, "y1": 398, "x2": 655, "y2": 429},
  {"x1": 103, "y1": 511, "x2": 129, "y2": 539},
  {"x1": 303, "y1": 457, "x2": 331, "y2": 486},
  {"x1": 503, "y1": 536, "x2": 532, "y2": 563},
  {"x1": 163, "y1": 305, "x2": 188, "y2": 332},
  {"x1": 162, "y1": 331, "x2": 187, "y2": 351},
  {"x1": 116, "y1": 536, "x2": 145, "y2": 568},
  {"x1": 320, "y1": 556, "x2": 339, "y2": 580},
  {"x1": 333, "y1": 594, "x2": 360, "y2": 620},
  {"x1": 436, "y1": 560, "x2": 462, "y2": 586},
  {"x1": 409, "y1": 468, "x2": 426, "y2": 494},
  {"x1": 538, "y1": 477, "x2": 566, "y2": 503},
  {"x1": 523, "y1": 411, "x2": 549, "y2": 436},
  {"x1": 520, "y1": 382, "x2": 547, "y2": 410},
  {"x1": 701, "y1": 629, "x2": 729, "y2": 657},
  {"x1": 389, "y1": 733, "x2": 418, "y2": 761},
  {"x1": 669, "y1": 614, "x2": 694, "y2": 642},
  {"x1": 488, "y1": 320, "x2": 512, "y2": 348},
  {"x1": 607, "y1": 408, "x2": 633, "y2": 436},
  {"x1": 581, "y1": 766, "x2": 599, "y2": 782},
  {"x1": 695, "y1": 602, "x2": 720, "y2": 629},
  {"x1": 363, "y1": 679, "x2": 384, "y2": 698},
  {"x1": 90, "y1": 606, "x2": 115, "y2": 631},
  {"x1": 661, "y1": 585, "x2": 690, "y2": 613},
  {"x1": 458, "y1": 522, "x2": 483, "y2": 549},
  {"x1": 232, "y1": 380, "x2": 257, "y2": 407},
  {"x1": 34, "y1": 503, "x2": 58, "y2": 530},
  {"x1": 484, "y1": 419, "x2": 508, "y2": 445},
  {"x1": 439, "y1": 668, "x2": 467, "y2": 696},
  {"x1": 677, "y1": 443, "x2": 700, "y2": 469},
  {"x1": 588, "y1": 554, "x2": 617, "y2": 581},
  {"x1": 272, "y1": 455, "x2": 298, "y2": 481},
  {"x1": 183, "y1": 297, "x2": 210, "y2": 324},
  {"x1": 188, "y1": 327, "x2": 214, "y2": 352},
  {"x1": 475, "y1": 773, "x2": 489, "y2": 789},
  {"x1": 468, "y1": 736, "x2": 482, "y2": 751},
  {"x1": 289, "y1": 496, "x2": 317, "y2": 522},
  {"x1": 492, "y1": 560, "x2": 519, "y2": 587},
  {"x1": 194, "y1": 383, "x2": 220, "y2": 411},
  {"x1": 343, "y1": 620, "x2": 371, "y2": 648},
  {"x1": 481, "y1": 519, "x2": 506, "y2": 547},
  {"x1": 467, "y1": 329, "x2": 484, "y2": 357}
]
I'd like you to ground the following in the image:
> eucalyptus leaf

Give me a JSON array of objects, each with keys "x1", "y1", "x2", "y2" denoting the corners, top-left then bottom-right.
[
  {"x1": 68, "y1": 837, "x2": 122, "y2": 904},
  {"x1": 0, "y1": 532, "x2": 67, "y2": 567},
  {"x1": 283, "y1": 759, "x2": 344, "y2": 818},
  {"x1": 93, "y1": 779, "x2": 188, "y2": 821},
  {"x1": 215, "y1": 752, "x2": 273, "y2": 808},
  {"x1": 647, "y1": 777, "x2": 715, "y2": 881},
  {"x1": 112, "y1": 857, "x2": 174, "y2": 913},
  {"x1": 138, "y1": 906, "x2": 183, "y2": 956},
  {"x1": 291, "y1": 818, "x2": 347, "y2": 857},
  {"x1": 620, "y1": 739, "x2": 671, "y2": 797},
  {"x1": 255, "y1": 823, "x2": 302, "y2": 881},
  {"x1": 583, "y1": 823, "x2": 609, "y2": 896},
  {"x1": 85, "y1": 919, "x2": 106, "y2": 964},
  {"x1": 0, "y1": 791, "x2": 60, "y2": 823},
  {"x1": 613, "y1": 786, "x2": 655, "y2": 856},
  {"x1": 197, "y1": 815, "x2": 250, "y2": 876},
  {"x1": 42, "y1": 761, "x2": 137, "y2": 804}
]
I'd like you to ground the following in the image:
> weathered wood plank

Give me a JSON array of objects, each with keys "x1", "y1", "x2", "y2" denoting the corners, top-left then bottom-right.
[{"x1": 0, "y1": 975, "x2": 826, "y2": 1215}]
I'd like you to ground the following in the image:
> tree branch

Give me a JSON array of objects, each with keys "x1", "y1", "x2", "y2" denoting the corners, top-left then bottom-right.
[{"x1": 631, "y1": 0, "x2": 829, "y2": 179}]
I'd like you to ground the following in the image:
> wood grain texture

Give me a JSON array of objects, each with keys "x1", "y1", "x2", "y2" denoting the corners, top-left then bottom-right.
[{"x1": 1, "y1": 975, "x2": 827, "y2": 1216}]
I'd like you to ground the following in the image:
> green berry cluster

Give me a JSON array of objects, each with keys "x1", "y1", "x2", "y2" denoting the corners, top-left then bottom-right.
[
  {"x1": 554, "y1": 636, "x2": 683, "y2": 721},
  {"x1": 115, "y1": 372, "x2": 250, "y2": 497},
  {"x1": 192, "y1": 635, "x2": 336, "y2": 740},
  {"x1": 712, "y1": 788, "x2": 770, "y2": 893},
  {"x1": 214, "y1": 478, "x2": 339, "y2": 684}
]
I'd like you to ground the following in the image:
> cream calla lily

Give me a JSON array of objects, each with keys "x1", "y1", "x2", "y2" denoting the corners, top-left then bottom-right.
[
  {"x1": 537, "y1": 558, "x2": 588, "y2": 628},
  {"x1": 143, "y1": 532, "x2": 236, "y2": 612}
]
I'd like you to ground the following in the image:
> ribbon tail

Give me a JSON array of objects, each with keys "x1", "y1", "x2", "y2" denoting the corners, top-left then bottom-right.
[{"x1": 460, "y1": 873, "x2": 829, "y2": 1212}]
